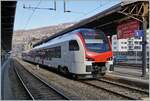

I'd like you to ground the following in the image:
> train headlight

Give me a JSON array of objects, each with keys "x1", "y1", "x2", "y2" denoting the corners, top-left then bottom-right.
[
  {"x1": 107, "y1": 57, "x2": 113, "y2": 61},
  {"x1": 86, "y1": 57, "x2": 95, "y2": 61},
  {"x1": 86, "y1": 65, "x2": 92, "y2": 72}
]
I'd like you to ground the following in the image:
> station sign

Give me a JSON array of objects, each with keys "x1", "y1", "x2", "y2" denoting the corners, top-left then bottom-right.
[
  {"x1": 117, "y1": 19, "x2": 140, "y2": 39},
  {"x1": 134, "y1": 30, "x2": 144, "y2": 37}
]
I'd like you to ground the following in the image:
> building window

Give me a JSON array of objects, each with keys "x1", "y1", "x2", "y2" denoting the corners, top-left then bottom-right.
[
  {"x1": 113, "y1": 37, "x2": 117, "y2": 40},
  {"x1": 128, "y1": 41, "x2": 133, "y2": 45},
  {"x1": 147, "y1": 52, "x2": 149, "y2": 56},
  {"x1": 113, "y1": 42, "x2": 116, "y2": 44},
  {"x1": 113, "y1": 47, "x2": 116, "y2": 49},
  {"x1": 147, "y1": 46, "x2": 149, "y2": 49},
  {"x1": 134, "y1": 46, "x2": 141, "y2": 49},
  {"x1": 139, "y1": 41, "x2": 142, "y2": 45},
  {"x1": 129, "y1": 46, "x2": 133, "y2": 50},
  {"x1": 134, "y1": 41, "x2": 138, "y2": 44},
  {"x1": 135, "y1": 36, "x2": 141, "y2": 39},
  {"x1": 69, "y1": 40, "x2": 79, "y2": 51}
]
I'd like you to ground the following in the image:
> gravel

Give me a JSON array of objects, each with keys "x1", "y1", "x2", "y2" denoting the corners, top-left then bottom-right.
[
  {"x1": 16, "y1": 58, "x2": 130, "y2": 100},
  {"x1": 85, "y1": 80, "x2": 149, "y2": 99},
  {"x1": 14, "y1": 60, "x2": 68, "y2": 100}
]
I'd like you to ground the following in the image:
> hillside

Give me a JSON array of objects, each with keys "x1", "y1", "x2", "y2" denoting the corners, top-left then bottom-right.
[{"x1": 12, "y1": 22, "x2": 75, "y2": 56}]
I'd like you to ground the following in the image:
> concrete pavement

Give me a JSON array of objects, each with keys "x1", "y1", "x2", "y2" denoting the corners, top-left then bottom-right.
[{"x1": 1, "y1": 59, "x2": 14, "y2": 99}]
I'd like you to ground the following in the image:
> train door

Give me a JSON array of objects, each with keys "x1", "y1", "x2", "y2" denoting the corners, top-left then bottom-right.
[
  {"x1": 67, "y1": 40, "x2": 81, "y2": 73},
  {"x1": 41, "y1": 50, "x2": 45, "y2": 64}
]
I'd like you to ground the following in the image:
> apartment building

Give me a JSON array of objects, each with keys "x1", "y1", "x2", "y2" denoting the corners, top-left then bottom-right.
[
  {"x1": 112, "y1": 34, "x2": 149, "y2": 52},
  {"x1": 111, "y1": 30, "x2": 149, "y2": 64}
]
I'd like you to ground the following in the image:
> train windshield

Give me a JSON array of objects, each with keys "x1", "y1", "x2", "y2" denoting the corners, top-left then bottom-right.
[{"x1": 81, "y1": 29, "x2": 110, "y2": 53}]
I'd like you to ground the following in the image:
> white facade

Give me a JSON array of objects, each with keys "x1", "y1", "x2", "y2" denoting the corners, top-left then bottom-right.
[
  {"x1": 111, "y1": 29, "x2": 149, "y2": 65},
  {"x1": 111, "y1": 32, "x2": 149, "y2": 52},
  {"x1": 127, "y1": 37, "x2": 142, "y2": 51},
  {"x1": 112, "y1": 35, "x2": 128, "y2": 52}
]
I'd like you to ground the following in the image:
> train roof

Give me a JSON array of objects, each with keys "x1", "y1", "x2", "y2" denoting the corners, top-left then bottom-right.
[
  {"x1": 33, "y1": 28, "x2": 103, "y2": 50},
  {"x1": 32, "y1": 28, "x2": 82, "y2": 51},
  {"x1": 32, "y1": 28, "x2": 107, "y2": 51}
]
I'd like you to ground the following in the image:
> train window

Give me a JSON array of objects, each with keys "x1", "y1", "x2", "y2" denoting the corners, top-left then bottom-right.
[
  {"x1": 44, "y1": 50, "x2": 47, "y2": 60},
  {"x1": 49, "y1": 48, "x2": 54, "y2": 58},
  {"x1": 47, "y1": 48, "x2": 53, "y2": 60},
  {"x1": 55, "y1": 46, "x2": 61, "y2": 58},
  {"x1": 69, "y1": 40, "x2": 79, "y2": 51},
  {"x1": 45, "y1": 46, "x2": 61, "y2": 59},
  {"x1": 81, "y1": 29, "x2": 110, "y2": 53}
]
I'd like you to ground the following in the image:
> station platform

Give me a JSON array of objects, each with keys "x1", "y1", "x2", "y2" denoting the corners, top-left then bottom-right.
[
  {"x1": 105, "y1": 65, "x2": 149, "y2": 89},
  {"x1": 1, "y1": 59, "x2": 14, "y2": 99},
  {"x1": 110, "y1": 65, "x2": 149, "y2": 80}
]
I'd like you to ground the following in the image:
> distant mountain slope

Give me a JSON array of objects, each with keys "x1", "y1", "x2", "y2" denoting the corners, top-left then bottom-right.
[{"x1": 12, "y1": 22, "x2": 75, "y2": 53}]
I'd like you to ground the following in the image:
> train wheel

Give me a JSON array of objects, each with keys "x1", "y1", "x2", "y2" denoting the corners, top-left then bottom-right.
[
  {"x1": 101, "y1": 73, "x2": 106, "y2": 76},
  {"x1": 57, "y1": 65, "x2": 61, "y2": 72},
  {"x1": 63, "y1": 66, "x2": 69, "y2": 74},
  {"x1": 72, "y1": 74, "x2": 78, "y2": 79}
]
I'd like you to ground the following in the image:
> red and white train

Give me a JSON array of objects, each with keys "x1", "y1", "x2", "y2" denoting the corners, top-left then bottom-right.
[{"x1": 22, "y1": 28, "x2": 113, "y2": 78}]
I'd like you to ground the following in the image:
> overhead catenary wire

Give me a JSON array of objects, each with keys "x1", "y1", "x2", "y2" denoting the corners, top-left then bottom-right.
[
  {"x1": 66, "y1": 10, "x2": 87, "y2": 15},
  {"x1": 63, "y1": 0, "x2": 86, "y2": 15},
  {"x1": 23, "y1": 0, "x2": 56, "y2": 11},
  {"x1": 23, "y1": 0, "x2": 42, "y2": 30},
  {"x1": 21, "y1": 0, "x2": 42, "y2": 49}
]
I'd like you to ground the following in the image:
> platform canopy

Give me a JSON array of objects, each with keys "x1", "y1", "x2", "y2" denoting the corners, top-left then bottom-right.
[
  {"x1": 33, "y1": 0, "x2": 149, "y2": 47},
  {"x1": 1, "y1": 1, "x2": 17, "y2": 52}
]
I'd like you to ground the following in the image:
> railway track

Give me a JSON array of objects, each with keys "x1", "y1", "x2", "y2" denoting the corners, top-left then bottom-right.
[
  {"x1": 97, "y1": 78, "x2": 149, "y2": 94},
  {"x1": 78, "y1": 79, "x2": 149, "y2": 100},
  {"x1": 14, "y1": 66, "x2": 35, "y2": 100},
  {"x1": 13, "y1": 60, "x2": 70, "y2": 100},
  {"x1": 109, "y1": 71, "x2": 142, "y2": 78}
]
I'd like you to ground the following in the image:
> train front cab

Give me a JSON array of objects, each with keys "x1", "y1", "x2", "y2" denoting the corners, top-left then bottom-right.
[{"x1": 72, "y1": 29, "x2": 113, "y2": 78}]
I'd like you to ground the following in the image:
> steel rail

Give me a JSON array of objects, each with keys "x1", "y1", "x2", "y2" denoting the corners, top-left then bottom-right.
[
  {"x1": 14, "y1": 66, "x2": 35, "y2": 100},
  {"x1": 15, "y1": 60, "x2": 71, "y2": 100},
  {"x1": 79, "y1": 80, "x2": 137, "y2": 100},
  {"x1": 97, "y1": 79, "x2": 149, "y2": 94},
  {"x1": 28, "y1": 69, "x2": 71, "y2": 100}
]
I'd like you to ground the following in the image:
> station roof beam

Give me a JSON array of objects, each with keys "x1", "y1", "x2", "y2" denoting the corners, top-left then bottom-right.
[{"x1": 1, "y1": 1, "x2": 17, "y2": 52}]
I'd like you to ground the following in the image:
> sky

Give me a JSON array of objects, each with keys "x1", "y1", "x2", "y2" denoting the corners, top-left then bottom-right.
[{"x1": 14, "y1": 0, "x2": 121, "y2": 31}]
